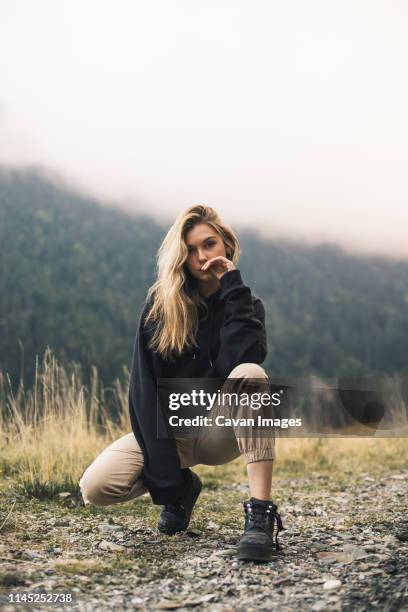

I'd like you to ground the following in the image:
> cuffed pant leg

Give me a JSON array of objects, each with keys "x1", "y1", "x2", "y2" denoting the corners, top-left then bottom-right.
[
  {"x1": 228, "y1": 363, "x2": 276, "y2": 464},
  {"x1": 194, "y1": 362, "x2": 276, "y2": 466}
]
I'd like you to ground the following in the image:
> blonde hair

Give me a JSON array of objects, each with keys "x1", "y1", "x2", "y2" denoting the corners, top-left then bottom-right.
[{"x1": 144, "y1": 205, "x2": 241, "y2": 359}]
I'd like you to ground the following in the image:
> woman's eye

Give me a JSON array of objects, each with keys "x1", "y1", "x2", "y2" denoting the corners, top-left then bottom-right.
[{"x1": 187, "y1": 241, "x2": 215, "y2": 254}]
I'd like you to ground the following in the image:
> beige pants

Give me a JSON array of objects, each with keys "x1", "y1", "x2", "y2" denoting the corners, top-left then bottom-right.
[{"x1": 79, "y1": 362, "x2": 275, "y2": 506}]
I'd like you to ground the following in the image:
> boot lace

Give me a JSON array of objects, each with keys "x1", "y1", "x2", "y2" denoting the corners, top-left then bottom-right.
[{"x1": 245, "y1": 502, "x2": 285, "y2": 551}]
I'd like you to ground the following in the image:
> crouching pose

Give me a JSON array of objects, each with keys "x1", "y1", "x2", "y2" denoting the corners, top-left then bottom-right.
[{"x1": 79, "y1": 205, "x2": 283, "y2": 561}]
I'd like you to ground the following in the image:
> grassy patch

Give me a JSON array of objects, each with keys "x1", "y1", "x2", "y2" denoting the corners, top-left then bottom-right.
[
  {"x1": 54, "y1": 557, "x2": 136, "y2": 576},
  {"x1": 19, "y1": 476, "x2": 82, "y2": 501},
  {"x1": 0, "y1": 571, "x2": 26, "y2": 587},
  {"x1": 201, "y1": 477, "x2": 221, "y2": 490},
  {"x1": 54, "y1": 554, "x2": 184, "y2": 580},
  {"x1": 0, "y1": 456, "x2": 24, "y2": 478}
]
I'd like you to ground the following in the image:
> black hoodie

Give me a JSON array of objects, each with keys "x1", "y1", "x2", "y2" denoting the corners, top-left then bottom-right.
[{"x1": 128, "y1": 269, "x2": 267, "y2": 504}]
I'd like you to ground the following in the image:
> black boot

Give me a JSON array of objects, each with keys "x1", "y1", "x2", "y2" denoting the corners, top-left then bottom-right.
[
  {"x1": 237, "y1": 497, "x2": 284, "y2": 561},
  {"x1": 157, "y1": 469, "x2": 202, "y2": 535}
]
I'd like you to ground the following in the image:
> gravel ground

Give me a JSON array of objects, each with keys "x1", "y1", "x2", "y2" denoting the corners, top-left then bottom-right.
[{"x1": 1, "y1": 469, "x2": 408, "y2": 611}]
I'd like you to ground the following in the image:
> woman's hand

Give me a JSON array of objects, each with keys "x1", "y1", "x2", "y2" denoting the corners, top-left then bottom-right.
[{"x1": 201, "y1": 256, "x2": 236, "y2": 280}]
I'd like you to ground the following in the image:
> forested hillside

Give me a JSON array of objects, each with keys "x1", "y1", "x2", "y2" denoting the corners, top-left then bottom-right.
[{"x1": 1, "y1": 167, "x2": 408, "y2": 393}]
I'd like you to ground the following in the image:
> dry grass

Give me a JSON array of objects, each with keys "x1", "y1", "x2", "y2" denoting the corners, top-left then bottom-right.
[
  {"x1": 0, "y1": 348, "x2": 130, "y2": 496},
  {"x1": 1, "y1": 348, "x2": 408, "y2": 500}
]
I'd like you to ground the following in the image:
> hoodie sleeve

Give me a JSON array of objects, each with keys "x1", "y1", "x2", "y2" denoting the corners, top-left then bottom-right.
[
  {"x1": 215, "y1": 269, "x2": 267, "y2": 379},
  {"x1": 128, "y1": 301, "x2": 183, "y2": 505}
]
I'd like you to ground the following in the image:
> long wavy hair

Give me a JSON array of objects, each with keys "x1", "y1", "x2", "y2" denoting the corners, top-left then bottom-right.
[{"x1": 144, "y1": 205, "x2": 241, "y2": 359}]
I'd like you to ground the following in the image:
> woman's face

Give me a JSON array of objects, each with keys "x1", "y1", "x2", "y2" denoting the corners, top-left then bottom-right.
[{"x1": 184, "y1": 223, "x2": 228, "y2": 282}]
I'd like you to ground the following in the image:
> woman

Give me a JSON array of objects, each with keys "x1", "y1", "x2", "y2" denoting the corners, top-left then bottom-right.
[{"x1": 79, "y1": 205, "x2": 283, "y2": 561}]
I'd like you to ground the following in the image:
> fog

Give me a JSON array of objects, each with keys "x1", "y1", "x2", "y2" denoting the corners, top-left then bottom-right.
[{"x1": 1, "y1": 0, "x2": 408, "y2": 258}]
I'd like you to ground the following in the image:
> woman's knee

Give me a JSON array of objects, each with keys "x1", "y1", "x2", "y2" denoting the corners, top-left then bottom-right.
[
  {"x1": 228, "y1": 362, "x2": 268, "y2": 380},
  {"x1": 79, "y1": 469, "x2": 145, "y2": 506},
  {"x1": 79, "y1": 470, "x2": 120, "y2": 506},
  {"x1": 78, "y1": 472, "x2": 104, "y2": 506},
  {"x1": 78, "y1": 433, "x2": 146, "y2": 506}
]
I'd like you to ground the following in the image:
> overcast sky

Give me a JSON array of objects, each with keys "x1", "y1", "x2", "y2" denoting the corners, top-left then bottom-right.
[{"x1": 1, "y1": 0, "x2": 407, "y2": 258}]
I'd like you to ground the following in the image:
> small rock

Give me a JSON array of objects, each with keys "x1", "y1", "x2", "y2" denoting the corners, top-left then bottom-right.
[
  {"x1": 323, "y1": 579, "x2": 342, "y2": 591},
  {"x1": 196, "y1": 594, "x2": 217, "y2": 603},
  {"x1": 78, "y1": 576, "x2": 91, "y2": 583},
  {"x1": 319, "y1": 557, "x2": 337, "y2": 566},
  {"x1": 212, "y1": 548, "x2": 237, "y2": 557},
  {"x1": 343, "y1": 544, "x2": 368, "y2": 560},
  {"x1": 334, "y1": 525, "x2": 348, "y2": 531},
  {"x1": 98, "y1": 540, "x2": 125, "y2": 552},
  {"x1": 131, "y1": 597, "x2": 144, "y2": 605},
  {"x1": 207, "y1": 520, "x2": 220, "y2": 530},
  {"x1": 312, "y1": 601, "x2": 329, "y2": 611},
  {"x1": 317, "y1": 552, "x2": 337, "y2": 560},
  {"x1": 98, "y1": 524, "x2": 123, "y2": 533},
  {"x1": 186, "y1": 529, "x2": 202, "y2": 537},
  {"x1": 58, "y1": 492, "x2": 71, "y2": 499},
  {"x1": 273, "y1": 577, "x2": 292, "y2": 586},
  {"x1": 156, "y1": 600, "x2": 184, "y2": 610},
  {"x1": 382, "y1": 535, "x2": 400, "y2": 546}
]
